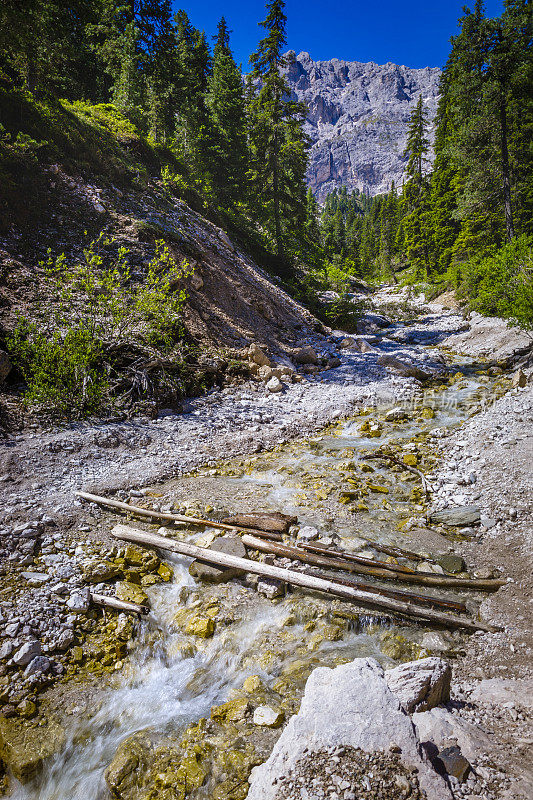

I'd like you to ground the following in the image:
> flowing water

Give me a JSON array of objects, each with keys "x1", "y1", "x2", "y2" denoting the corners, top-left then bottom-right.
[{"x1": 10, "y1": 358, "x2": 507, "y2": 800}]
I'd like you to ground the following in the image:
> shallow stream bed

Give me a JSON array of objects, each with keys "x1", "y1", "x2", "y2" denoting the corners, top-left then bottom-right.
[{"x1": 9, "y1": 358, "x2": 509, "y2": 800}]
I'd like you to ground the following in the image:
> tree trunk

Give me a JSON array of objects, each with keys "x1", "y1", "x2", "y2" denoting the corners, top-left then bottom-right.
[
  {"x1": 273, "y1": 154, "x2": 283, "y2": 258},
  {"x1": 499, "y1": 91, "x2": 515, "y2": 242},
  {"x1": 110, "y1": 523, "x2": 498, "y2": 632}
]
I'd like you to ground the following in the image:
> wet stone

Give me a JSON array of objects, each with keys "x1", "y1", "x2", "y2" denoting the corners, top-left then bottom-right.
[
  {"x1": 189, "y1": 536, "x2": 247, "y2": 584},
  {"x1": 257, "y1": 577, "x2": 285, "y2": 599},
  {"x1": 0, "y1": 715, "x2": 65, "y2": 783},
  {"x1": 429, "y1": 506, "x2": 481, "y2": 526},
  {"x1": 435, "y1": 554, "x2": 466, "y2": 574}
]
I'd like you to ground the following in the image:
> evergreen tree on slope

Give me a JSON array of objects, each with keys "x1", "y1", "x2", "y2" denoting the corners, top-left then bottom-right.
[
  {"x1": 247, "y1": 0, "x2": 309, "y2": 261},
  {"x1": 207, "y1": 17, "x2": 249, "y2": 207}
]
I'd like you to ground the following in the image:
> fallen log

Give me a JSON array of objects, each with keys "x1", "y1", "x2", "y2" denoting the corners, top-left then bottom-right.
[
  {"x1": 297, "y1": 569, "x2": 467, "y2": 614},
  {"x1": 241, "y1": 534, "x2": 503, "y2": 592},
  {"x1": 362, "y1": 451, "x2": 431, "y2": 498},
  {"x1": 356, "y1": 535, "x2": 439, "y2": 565},
  {"x1": 75, "y1": 491, "x2": 283, "y2": 541},
  {"x1": 90, "y1": 592, "x2": 149, "y2": 616},
  {"x1": 242, "y1": 535, "x2": 468, "y2": 610},
  {"x1": 299, "y1": 541, "x2": 418, "y2": 574},
  {"x1": 243, "y1": 537, "x2": 466, "y2": 612},
  {"x1": 110, "y1": 523, "x2": 497, "y2": 633},
  {"x1": 221, "y1": 511, "x2": 296, "y2": 535}
]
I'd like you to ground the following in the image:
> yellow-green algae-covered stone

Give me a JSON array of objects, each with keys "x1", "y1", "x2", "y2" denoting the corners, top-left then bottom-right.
[
  {"x1": 157, "y1": 563, "x2": 173, "y2": 582},
  {"x1": 115, "y1": 581, "x2": 150, "y2": 607},
  {"x1": 184, "y1": 615, "x2": 215, "y2": 639},
  {"x1": 0, "y1": 716, "x2": 66, "y2": 783},
  {"x1": 380, "y1": 632, "x2": 427, "y2": 662},
  {"x1": 210, "y1": 698, "x2": 249, "y2": 723},
  {"x1": 242, "y1": 675, "x2": 263, "y2": 694},
  {"x1": 367, "y1": 483, "x2": 389, "y2": 494}
]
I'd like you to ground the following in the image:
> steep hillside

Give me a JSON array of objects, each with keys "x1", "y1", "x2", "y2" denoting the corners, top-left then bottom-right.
[
  {"x1": 282, "y1": 51, "x2": 441, "y2": 200},
  {"x1": 0, "y1": 87, "x2": 326, "y2": 425}
]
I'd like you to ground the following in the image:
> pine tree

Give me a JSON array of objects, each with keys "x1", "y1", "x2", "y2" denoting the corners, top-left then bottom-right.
[
  {"x1": 248, "y1": 0, "x2": 309, "y2": 260},
  {"x1": 427, "y1": 78, "x2": 461, "y2": 273},
  {"x1": 207, "y1": 18, "x2": 249, "y2": 206},
  {"x1": 445, "y1": 0, "x2": 533, "y2": 246},
  {"x1": 402, "y1": 95, "x2": 431, "y2": 276},
  {"x1": 378, "y1": 188, "x2": 399, "y2": 282},
  {"x1": 305, "y1": 187, "x2": 321, "y2": 243},
  {"x1": 112, "y1": 22, "x2": 145, "y2": 126},
  {"x1": 173, "y1": 11, "x2": 217, "y2": 183}
]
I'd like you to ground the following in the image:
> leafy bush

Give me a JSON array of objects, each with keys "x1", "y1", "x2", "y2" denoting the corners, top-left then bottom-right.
[
  {"x1": 320, "y1": 295, "x2": 365, "y2": 333},
  {"x1": 8, "y1": 236, "x2": 191, "y2": 417},
  {"x1": 462, "y1": 235, "x2": 533, "y2": 332},
  {"x1": 9, "y1": 320, "x2": 106, "y2": 416}
]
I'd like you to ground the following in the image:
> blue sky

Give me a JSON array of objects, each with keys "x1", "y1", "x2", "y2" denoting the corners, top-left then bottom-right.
[{"x1": 172, "y1": 0, "x2": 505, "y2": 70}]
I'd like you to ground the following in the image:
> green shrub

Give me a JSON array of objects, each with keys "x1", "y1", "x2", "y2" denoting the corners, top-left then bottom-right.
[
  {"x1": 320, "y1": 295, "x2": 364, "y2": 332},
  {"x1": 9, "y1": 320, "x2": 106, "y2": 416},
  {"x1": 8, "y1": 236, "x2": 191, "y2": 417},
  {"x1": 462, "y1": 235, "x2": 533, "y2": 332}
]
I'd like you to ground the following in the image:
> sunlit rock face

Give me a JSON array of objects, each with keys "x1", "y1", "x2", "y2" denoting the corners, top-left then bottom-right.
[{"x1": 281, "y1": 51, "x2": 441, "y2": 201}]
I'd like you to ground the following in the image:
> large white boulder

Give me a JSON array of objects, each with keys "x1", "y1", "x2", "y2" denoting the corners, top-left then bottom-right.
[
  {"x1": 385, "y1": 657, "x2": 452, "y2": 713},
  {"x1": 247, "y1": 657, "x2": 451, "y2": 800}
]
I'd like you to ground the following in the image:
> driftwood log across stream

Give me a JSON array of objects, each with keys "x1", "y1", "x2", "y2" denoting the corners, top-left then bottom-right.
[
  {"x1": 76, "y1": 491, "x2": 283, "y2": 540},
  {"x1": 292, "y1": 540, "x2": 504, "y2": 591},
  {"x1": 77, "y1": 491, "x2": 504, "y2": 591},
  {"x1": 110, "y1": 523, "x2": 498, "y2": 633}
]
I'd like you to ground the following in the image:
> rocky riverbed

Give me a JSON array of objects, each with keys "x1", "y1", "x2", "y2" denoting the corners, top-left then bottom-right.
[{"x1": 0, "y1": 291, "x2": 531, "y2": 799}]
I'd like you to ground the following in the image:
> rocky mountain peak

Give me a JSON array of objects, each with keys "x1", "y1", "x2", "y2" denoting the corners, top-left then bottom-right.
[{"x1": 281, "y1": 51, "x2": 441, "y2": 201}]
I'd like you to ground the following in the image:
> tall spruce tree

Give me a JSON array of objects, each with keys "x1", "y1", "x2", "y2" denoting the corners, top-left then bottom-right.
[
  {"x1": 173, "y1": 11, "x2": 217, "y2": 182},
  {"x1": 248, "y1": 0, "x2": 309, "y2": 260},
  {"x1": 445, "y1": 0, "x2": 533, "y2": 247},
  {"x1": 427, "y1": 77, "x2": 461, "y2": 273},
  {"x1": 402, "y1": 95, "x2": 431, "y2": 276},
  {"x1": 207, "y1": 18, "x2": 249, "y2": 206}
]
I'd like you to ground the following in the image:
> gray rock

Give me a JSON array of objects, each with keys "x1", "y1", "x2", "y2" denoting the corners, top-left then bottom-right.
[
  {"x1": 266, "y1": 376, "x2": 283, "y2": 393},
  {"x1": 435, "y1": 554, "x2": 466, "y2": 574},
  {"x1": 413, "y1": 707, "x2": 492, "y2": 763},
  {"x1": 429, "y1": 506, "x2": 481, "y2": 526},
  {"x1": 189, "y1": 535, "x2": 247, "y2": 584},
  {"x1": 253, "y1": 705, "x2": 284, "y2": 727},
  {"x1": 512, "y1": 368, "x2": 527, "y2": 388},
  {"x1": 247, "y1": 658, "x2": 450, "y2": 800},
  {"x1": 249, "y1": 344, "x2": 271, "y2": 367},
  {"x1": 55, "y1": 629, "x2": 75, "y2": 651},
  {"x1": 281, "y1": 52, "x2": 441, "y2": 200},
  {"x1": 5, "y1": 622, "x2": 20, "y2": 637},
  {"x1": 385, "y1": 657, "x2": 451, "y2": 714},
  {"x1": 377, "y1": 353, "x2": 430, "y2": 381},
  {"x1": 296, "y1": 526, "x2": 319, "y2": 541},
  {"x1": 293, "y1": 345, "x2": 319, "y2": 365},
  {"x1": 24, "y1": 655, "x2": 51, "y2": 677},
  {"x1": 385, "y1": 407, "x2": 409, "y2": 422},
  {"x1": 0, "y1": 641, "x2": 13, "y2": 659},
  {"x1": 256, "y1": 577, "x2": 285, "y2": 599},
  {"x1": 66, "y1": 588, "x2": 91, "y2": 613},
  {"x1": 13, "y1": 640, "x2": 42, "y2": 666}
]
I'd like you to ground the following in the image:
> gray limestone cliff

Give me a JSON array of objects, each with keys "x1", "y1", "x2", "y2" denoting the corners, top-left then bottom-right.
[{"x1": 281, "y1": 51, "x2": 441, "y2": 201}]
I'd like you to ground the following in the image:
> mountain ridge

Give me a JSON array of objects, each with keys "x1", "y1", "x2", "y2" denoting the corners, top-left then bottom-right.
[{"x1": 281, "y1": 50, "x2": 442, "y2": 201}]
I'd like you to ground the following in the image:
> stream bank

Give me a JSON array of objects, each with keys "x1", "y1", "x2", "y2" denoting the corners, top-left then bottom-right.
[{"x1": 0, "y1": 292, "x2": 531, "y2": 799}]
